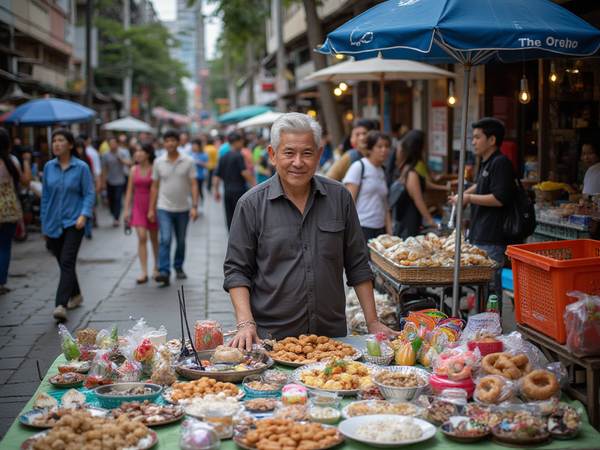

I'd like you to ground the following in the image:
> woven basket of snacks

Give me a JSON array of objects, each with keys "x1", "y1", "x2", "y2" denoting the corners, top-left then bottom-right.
[
  {"x1": 369, "y1": 232, "x2": 496, "y2": 284},
  {"x1": 533, "y1": 188, "x2": 563, "y2": 204}
]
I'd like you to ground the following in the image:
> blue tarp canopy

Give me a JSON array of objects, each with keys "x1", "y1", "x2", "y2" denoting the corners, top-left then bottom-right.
[{"x1": 217, "y1": 105, "x2": 273, "y2": 123}]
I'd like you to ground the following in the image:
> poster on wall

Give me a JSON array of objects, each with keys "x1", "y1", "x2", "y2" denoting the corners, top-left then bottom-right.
[{"x1": 429, "y1": 102, "x2": 447, "y2": 157}]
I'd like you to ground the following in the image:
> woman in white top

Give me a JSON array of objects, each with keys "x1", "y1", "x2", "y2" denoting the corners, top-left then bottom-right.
[
  {"x1": 581, "y1": 142, "x2": 600, "y2": 195},
  {"x1": 343, "y1": 131, "x2": 393, "y2": 244}
]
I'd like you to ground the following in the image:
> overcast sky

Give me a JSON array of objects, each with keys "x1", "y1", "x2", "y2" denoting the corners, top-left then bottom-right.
[{"x1": 150, "y1": 0, "x2": 221, "y2": 61}]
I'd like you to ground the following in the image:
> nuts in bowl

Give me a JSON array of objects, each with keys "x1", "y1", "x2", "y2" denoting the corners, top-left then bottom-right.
[
  {"x1": 372, "y1": 367, "x2": 429, "y2": 402},
  {"x1": 243, "y1": 375, "x2": 282, "y2": 398}
]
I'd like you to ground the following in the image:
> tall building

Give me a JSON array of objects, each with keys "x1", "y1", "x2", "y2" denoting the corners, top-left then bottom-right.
[{"x1": 164, "y1": 0, "x2": 197, "y2": 78}]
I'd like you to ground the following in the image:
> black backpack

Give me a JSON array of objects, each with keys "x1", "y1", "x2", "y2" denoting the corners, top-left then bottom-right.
[{"x1": 503, "y1": 179, "x2": 537, "y2": 244}]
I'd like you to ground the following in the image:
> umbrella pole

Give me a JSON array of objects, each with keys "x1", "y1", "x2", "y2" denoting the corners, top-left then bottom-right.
[
  {"x1": 46, "y1": 126, "x2": 52, "y2": 160},
  {"x1": 451, "y1": 65, "x2": 472, "y2": 317},
  {"x1": 380, "y1": 73, "x2": 385, "y2": 132}
]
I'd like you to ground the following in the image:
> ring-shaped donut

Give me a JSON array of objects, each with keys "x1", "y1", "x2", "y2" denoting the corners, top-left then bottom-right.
[
  {"x1": 523, "y1": 370, "x2": 559, "y2": 400},
  {"x1": 511, "y1": 353, "x2": 529, "y2": 367},
  {"x1": 446, "y1": 358, "x2": 472, "y2": 380},
  {"x1": 477, "y1": 376, "x2": 504, "y2": 403}
]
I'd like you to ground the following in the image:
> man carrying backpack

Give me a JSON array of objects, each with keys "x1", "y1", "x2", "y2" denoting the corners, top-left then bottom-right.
[
  {"x1": 449, "y1": 118, "x2": 516, "y2": 314},
  {"x1": 327, "y1": 118, "x2": 375, "y2": 182}
]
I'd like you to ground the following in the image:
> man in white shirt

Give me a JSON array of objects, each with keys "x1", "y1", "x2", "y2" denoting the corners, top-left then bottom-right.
[
  {"x1": 177, "y1": 132, "x2": 193, "y2": 155},
  {"x1": 149, "y1": 130, "x2": 199, "y2": 286},
  {"x1": 581, "y1": 142, "x2": 600, "y2": 194}
]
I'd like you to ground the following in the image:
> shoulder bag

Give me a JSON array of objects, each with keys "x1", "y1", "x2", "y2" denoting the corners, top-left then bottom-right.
[
  {"x1": 503, "y1": 179, "x2": 536, "y2": 244},
  {"x1": 0, "y1": 179, "x2": 22, "y2": 223}
]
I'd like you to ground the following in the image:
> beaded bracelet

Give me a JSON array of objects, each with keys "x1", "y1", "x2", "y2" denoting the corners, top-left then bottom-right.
[{"x1": 237, "y1": 321, "x2": 256, "y2": 330}]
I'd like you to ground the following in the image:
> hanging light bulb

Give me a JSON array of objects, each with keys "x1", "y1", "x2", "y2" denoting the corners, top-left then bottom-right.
[
  {"x1": 334, "y1": 87, "x2": 343, "y2": 96},
  {"x1": 519, "y1": 75, "x2": 531, "y2": 104},
  {"x1": 339, "y1": 82, "x2": 348, "y2": 91},
  {"x1": 549, "y1": 60, "x2": 558, "y2": 84},
  {"x1": 447, "y1": 81, "x2": 457, "y2": 107},
  {"x1": 307, "y1": 110, "x2": 317, "y2": 118},
  {"x1": 335, "y1": 54, "x2": 344, "y2": 60}
]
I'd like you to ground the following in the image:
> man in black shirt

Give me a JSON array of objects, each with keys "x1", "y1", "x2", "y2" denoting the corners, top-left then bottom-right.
[
  {"x1": 450, "y1": 118, "x2": 515, "y2": 314},
  {"x1": 213, "y1": 132, "x2": 254, "y2": 230}
]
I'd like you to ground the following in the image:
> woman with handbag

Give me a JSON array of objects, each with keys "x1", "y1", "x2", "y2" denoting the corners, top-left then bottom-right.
[
  {"x1": 391, "y1": 130, "x2": 437, "y2": 239},
  {"x1": 42, "y1": 129, "x2": 95, "y2": 320},
  {"x1": 0, "y1": 129, "x2": 32, "y2": 295},
  {"x1": 343, "y1": 131, "x2": 393, "y2": 244}
]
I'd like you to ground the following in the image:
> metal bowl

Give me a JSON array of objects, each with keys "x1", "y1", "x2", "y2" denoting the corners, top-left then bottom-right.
[
  {"x1": 175, "y1": 350, "x2": 274, "y2": 383},
  {"x1": 372, "y1": 366, "x2": 430, "y2": 402},
  {"x1": 93, "y1": 382, "x2": 162, "y2": 409}
]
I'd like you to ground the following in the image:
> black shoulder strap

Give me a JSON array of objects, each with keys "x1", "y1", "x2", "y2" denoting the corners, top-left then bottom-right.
[{"x1": 355, "y1": 160, "x2": 366, "y2": 204}]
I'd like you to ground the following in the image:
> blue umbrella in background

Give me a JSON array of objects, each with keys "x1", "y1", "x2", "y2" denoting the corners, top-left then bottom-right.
[
  {"x1": 3, "y1": 98, "x2": 96, "y2": 160},
  {"x1": 319, "y1": 0, "x2": 600, "y2": 315}
]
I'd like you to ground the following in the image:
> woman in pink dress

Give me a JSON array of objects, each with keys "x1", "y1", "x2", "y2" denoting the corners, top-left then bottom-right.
[{"x1": 124, "y1": 141, "x2": 159, "y2": 283}]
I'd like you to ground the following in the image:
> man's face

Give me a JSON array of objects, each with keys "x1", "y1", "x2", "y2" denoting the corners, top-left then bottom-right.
[
  {"x1": 581, "y1": 144, "x2": 599, "y2": 167},
  {"x1": 179, "y1": 133, "x2": 188, "y2": 145},
  {"x1": 108, "y1": 139, "x2": 118, "y2": 151},
  {"x1": 350, "y1": 126, "x2": 369, "y2": 152},
  {"x1": 231, "y1": 138, "x2": 244, "y2": 151},
  {"x1": 268, "y1": 132, "x2": 322, "y2": 192},
  {"x1": 471, "y1": 128, "x2": 496, "y2": 158},
  {"x1": 118, "y1": 136, "x2": 127, "y2": 146},
  {"x1": 164, "y1": 137, "x2": 178, "y2": 152}
]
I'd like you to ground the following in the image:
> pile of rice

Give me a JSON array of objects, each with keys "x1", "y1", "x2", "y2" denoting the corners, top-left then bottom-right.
[{"x1": 356, "y1": 417, "x2": 423, "y2": 442}]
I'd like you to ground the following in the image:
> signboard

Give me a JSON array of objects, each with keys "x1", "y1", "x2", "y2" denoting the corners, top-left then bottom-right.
[{"x1": 429, "y1": 102, "x2": 447, "y2": 157}]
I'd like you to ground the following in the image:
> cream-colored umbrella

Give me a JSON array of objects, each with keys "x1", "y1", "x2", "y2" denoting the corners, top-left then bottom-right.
[{"x1": 305, "y1": 58, "x2": 456, "y2": 130}]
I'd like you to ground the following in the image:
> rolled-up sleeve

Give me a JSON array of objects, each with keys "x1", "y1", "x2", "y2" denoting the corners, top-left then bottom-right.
[
  {"x1": 490, "y1": 158, "x2": 516, "y2": 206},
  {"x1": 223, "y1": 199, "x2": 258, "y2": 292},
  {"x1": 342, "y1": 189, "x2": 375, "y2": 286}
]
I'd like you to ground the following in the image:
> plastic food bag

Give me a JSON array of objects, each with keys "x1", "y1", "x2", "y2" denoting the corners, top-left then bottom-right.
[
  {"x1": 473, "y1": 375, "x2": 519, "y2": 405},
  {"x1": 96, "y1": 323, "x2": 119, "y2": 350},
  {"x1": 194, "y1": 320, "x2": 223, "y2": 351},
  {"x1": 461, "y1": 313, "x2": 502, "y2": 341},
  {"x1": 122, "y1": 318, "x2": 161, "y2": 362},
  {"x1": 151, "y1": 344, "x2": 178, "y2": 386},
  {"x1": 365, "y1": 333, "x2": 393, "y2": 357},
  {"x1": 432, "y1": 346, "x2": 480, "y2": 380},
  {"x1": 564, "y1": 291, "x2": 600, "y2": 357},
  {"x1": 58, "y1": 324, "x2": 80, "y2": 360},
  {"x1": 116, "y1": 361, "x2": 142, "y2": 382},
  {"x1": 546, "y1": 362, "x2": 568, "y2": 391},
  {"x1": 85, "y1": 350, "x2": 118, "y2": 388},
  {"x1": 180, "y1": 418, "x2": 220, "y2": 450},
  {"x1": 497, "y1": 332, "x2": 543, "y2": 370}
]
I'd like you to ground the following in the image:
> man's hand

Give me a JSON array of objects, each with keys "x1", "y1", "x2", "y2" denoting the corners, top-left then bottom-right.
[
  {"x1": 214, "y1": 191, "x2": 221, "y2": 202},
  {"x1": 189, "y1": 208, "x2": 198, "y2": 222},
  {"x1": 449, "y1": 193, "x2": 471, "y2": 207},
  {"x1": 367, "y1": 320, "x2": 401, "y2": 340},
  {"x1": 75, "y1": 215, "x2": 87, "y2": 230},
  {"x1": 147, "y1": 209, "x2": 156, "y2": 223},
  {"x1": 227, "y1": 324, "x2": 260, "y2": 352}
]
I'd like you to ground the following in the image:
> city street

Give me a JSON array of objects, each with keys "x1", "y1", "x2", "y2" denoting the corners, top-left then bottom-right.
[{"x1": 0, "y1": 194, "x2": 234, "y2": 438}]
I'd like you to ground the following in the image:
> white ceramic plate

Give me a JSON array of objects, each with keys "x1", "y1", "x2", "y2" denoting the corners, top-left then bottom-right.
[{"x1": 338, "y1": 414, "x2": 436, "y2": 448}]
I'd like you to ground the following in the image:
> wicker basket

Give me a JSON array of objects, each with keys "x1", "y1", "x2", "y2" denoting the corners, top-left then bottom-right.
[
  {"x1": 370, "y1": 247, "x2": 495, "y2": 283},
  {"x1": 533, "y1": 188, "x2": 563, "y2": 204},
  {"x1": 363, "y1": 353, "x2": 394, "y2": 366}
]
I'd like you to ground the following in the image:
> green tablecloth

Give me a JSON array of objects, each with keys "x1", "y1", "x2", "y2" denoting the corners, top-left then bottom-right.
[{"x1": 2, "y1": 344, "x2": 600, "y2": 449}]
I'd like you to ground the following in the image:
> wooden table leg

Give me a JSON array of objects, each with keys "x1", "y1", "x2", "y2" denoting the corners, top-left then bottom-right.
[{"x1": 588, "y1": 367, "x2": 600, "y2": 431}]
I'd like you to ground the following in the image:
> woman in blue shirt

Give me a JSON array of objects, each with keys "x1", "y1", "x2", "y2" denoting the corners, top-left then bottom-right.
[
  {"x1": 190, "y1": 138, "x2": 208, "y2": 212},
  {"x1": 42, "y1": 129, "x2": 95, "y2": 321}
]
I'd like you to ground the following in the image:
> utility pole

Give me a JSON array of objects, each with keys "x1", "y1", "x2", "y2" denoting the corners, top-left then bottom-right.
[
  {"x1": 275, "y1": 0, "x2": 286, "y2": 112},
  {"x1": 85, "y1": 0, "x2": 94, "y2": 134},
  {"x1": 195, "y1": 0, "x2": 208, "y2": 118},
  {"x1": 123, "y1": 0, "x2": 132, "y2": 117}
]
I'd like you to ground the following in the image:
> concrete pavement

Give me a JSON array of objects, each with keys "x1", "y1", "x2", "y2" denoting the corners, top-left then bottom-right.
[{"x1": 0, "y1": 193, "x2": 234, "y2": 438}]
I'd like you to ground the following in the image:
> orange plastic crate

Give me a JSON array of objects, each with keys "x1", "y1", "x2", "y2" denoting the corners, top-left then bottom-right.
[{"x1": 506, "y1": 239, "x2": 600, "y2": 344}]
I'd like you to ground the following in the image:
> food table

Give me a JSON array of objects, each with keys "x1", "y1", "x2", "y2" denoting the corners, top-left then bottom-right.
[
  {"x1": 3, "y1": 336, "x2": 600, "y2": 450},
  {"x1": 517, "y1": 323, "x2": 600, "y2": 431}
]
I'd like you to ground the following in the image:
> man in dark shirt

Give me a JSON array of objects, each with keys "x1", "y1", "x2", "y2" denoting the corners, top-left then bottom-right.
[
  {"x1": 450, "y1": 117, "x2": 516, "y2": 313},
  {"x1": 224, "y1": 113, "x2": 399, "y2": 351},
  {"x1": 213, "y1": 132, "x2": 254, "y2": 230}
]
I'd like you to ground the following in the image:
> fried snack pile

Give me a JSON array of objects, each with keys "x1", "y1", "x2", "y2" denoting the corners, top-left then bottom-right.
[
  {"x1": 169, "y1": 377, "x2": 239, "y2": 402},
  {"x1": 238, "y1": 418, "x2": 343, "y2": 450},
  {"x1": 110, "y1": 400, "x2": 184, "y2": 425},
  {"x1": 31, "y1": 411, "x2": 149, "y2": 450},
  {"x1": 268, "y1": 335, "x2": 357, "y2": 364},
  {"x1": 369, "y1": 232, "x2": 494, "y2": 267},
  {"x1": 482, "y1": 352, "x2": 532, "y2": 380},
  {"x1": 300, "y1": 360, "x2": 373, "y2": 391}
]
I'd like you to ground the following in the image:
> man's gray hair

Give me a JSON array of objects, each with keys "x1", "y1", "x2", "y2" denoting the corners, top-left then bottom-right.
[{"x1": 270, "y1": 112, "x2": 322, "y2": 153}]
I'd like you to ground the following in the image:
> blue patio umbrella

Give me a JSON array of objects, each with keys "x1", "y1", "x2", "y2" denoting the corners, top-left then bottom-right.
[
  {"x1": 319, "y1": 0, "x2": 600, "y2": 315},
  {"x1": 3, "y1": 98, "x2": 95, "y2": 126}
]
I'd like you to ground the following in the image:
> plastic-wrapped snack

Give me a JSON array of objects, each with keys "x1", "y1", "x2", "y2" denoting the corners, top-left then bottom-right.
[
  {"x1": 58, "y1": 324, "x2": 80, "y2": 361},
  {"x1": 151, "y1": 344, "x2": 178, "y2": 386},
  {"x1": 194, "y1": 320, "x2": 223, "y2": 351},
  {"x1": 180, "y1": 418, "x2": 220, "y2": 450},
  {"x1": 96, "y1": 323, "x2": 119, "y2": 350},
  {"x1": 133, "y1": 338, "x2": 156, "y2": 362},
  {"x1": 116, "y1": 361, "x2": 142, "y2": 382},
  {"x1": 85, "y1": 350, "x2": 117, "y2": 388}
]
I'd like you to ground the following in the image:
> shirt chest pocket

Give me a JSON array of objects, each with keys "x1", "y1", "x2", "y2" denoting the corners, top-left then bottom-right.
[
  {"x1": 318, "y1": 220, "x2": 345, "y2": 259},
  {"x1": 260, "y1": 226, "x2": 299, "y2": 260}
]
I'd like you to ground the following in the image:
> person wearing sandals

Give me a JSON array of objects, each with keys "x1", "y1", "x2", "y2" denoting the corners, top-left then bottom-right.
[
  {"x1": 42, "y1": 129, "x2": 95, "y2": 320},
  {"x1": 123, "y1": 141, "x2": 159, "y2": 283},
  {"x1": 0, "y1": 129, "x2": 32, "y2": 295}
]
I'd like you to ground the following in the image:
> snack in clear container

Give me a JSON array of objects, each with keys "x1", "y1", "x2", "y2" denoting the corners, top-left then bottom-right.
[
  {"x1": 358, "y1": 387, "x2": 384, "y2": 400},
  {"x1": 491, "y1": 405, "x2": 549, "y2": 445},
  {"x1": 151, "y1": 344, "x2": 178, "y2": 386},
  {"x1": 274, "y1": 404, "x2": 309, "y2": 421},
  {"x1": 281, "y1": 383, "x2": 307, "y2": 405},
  {"x1": 96, "y1": 324, "x2": 119, "y2": 350},
  {"x1": 262, "y1": 369, "x2": 289, "y2": 386},
  {"x1": 203, "y1": 410, "x2": 234, "y2": 440},
  {"x1": 115, "y1": 361, "x2": 142, "y2": 382},
  {"x1": 432, "y1": 347, "x2": 479, "y2": 380},
  {"x1": 474, "y1": 375, "x2": 517, "y2": 405},
  {"x1": 243, "y1": 375, "x2": 282, "y2": 398},
  {"x1": 58, "y1": 324, "x2": 80, "y2": 361},
  {"x1": 421, "y1": 399, "x2": 458, "y2": 425},
  {"x1": 307, "y1": 390, "x2": 342, "y2": 409},
  {"x1": 308, "y1": 406, "x2": 341, "y2": 424},
  {"x1": 547, "y1": 405, "x2": 581, "y2": 440},
  {"x1": 180, "y1": 418, "x2": 220, "y2": 450},
  {"x1": 194, "y1": 320, "x2": 223, "y2": 351},
  {"x1": 462, "y1": 403, "x2": 500, "y2": 427},
  {"x1": 441, "y1": 416, "x2": 491, "y2": 442},
  {"x1": 85, "y1": 350, "x2": 117, "y2": 388}
]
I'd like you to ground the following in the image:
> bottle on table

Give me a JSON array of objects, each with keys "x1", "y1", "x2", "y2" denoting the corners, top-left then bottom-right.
[{"x1": 486, "y1": 294, "x2": 500, "y2": 315}]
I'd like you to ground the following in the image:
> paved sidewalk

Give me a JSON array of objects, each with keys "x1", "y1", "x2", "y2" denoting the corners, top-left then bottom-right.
[{"x1": 0, "y1": 194, "x2": 233, "y2": 438}]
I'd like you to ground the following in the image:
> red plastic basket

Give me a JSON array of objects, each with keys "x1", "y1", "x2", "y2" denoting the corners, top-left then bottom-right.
[{"x1": 506, "y1": 239, "x2": 600, "y2": 344}]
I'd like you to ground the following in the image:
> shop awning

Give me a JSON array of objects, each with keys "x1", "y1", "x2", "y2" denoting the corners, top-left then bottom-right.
[{"x1": 217, "y1": 105, "x2": 273, "y2": 123}]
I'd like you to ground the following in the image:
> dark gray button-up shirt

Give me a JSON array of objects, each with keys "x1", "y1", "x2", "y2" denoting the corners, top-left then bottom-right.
[{"x1": 223, "y1": 173, "x2": 374, "y2": 340}]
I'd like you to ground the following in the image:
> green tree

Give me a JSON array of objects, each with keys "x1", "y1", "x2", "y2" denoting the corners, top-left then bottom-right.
[{"x1": 94, "y1": 17, "x2": 190, "y2": 113}]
